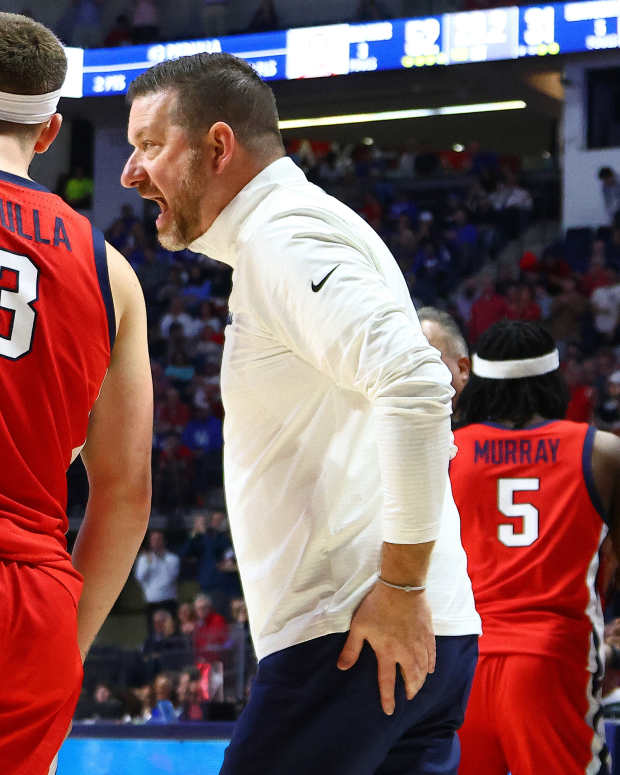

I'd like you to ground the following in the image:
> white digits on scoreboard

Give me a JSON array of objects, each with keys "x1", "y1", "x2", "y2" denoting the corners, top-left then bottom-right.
[
  {"x1": 497, "y1": 477, "x2": 540, "y2": 547},
  {"x1": 0, "y1": 249, "x2": 39, "y2": 360},
  {"x1": 523, "y1": 6, "x2": 555, "y2": 46},
  {"x1": 404, "y1": 18, "x2": 440, "y2": 57}
]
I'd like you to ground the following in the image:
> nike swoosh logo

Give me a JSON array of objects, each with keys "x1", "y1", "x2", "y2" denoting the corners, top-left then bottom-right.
[{"x1": 311, "y1": 264, "x2": 340, "y2": 293}]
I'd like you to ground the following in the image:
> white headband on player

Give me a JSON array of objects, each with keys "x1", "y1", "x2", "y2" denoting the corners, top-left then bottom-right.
[
  {"x1": 0, "y1": 88, "x2": 62, "y2": 124},
  {"x1": 471, "y1": 349, "x2": 560, "y2": 379}
]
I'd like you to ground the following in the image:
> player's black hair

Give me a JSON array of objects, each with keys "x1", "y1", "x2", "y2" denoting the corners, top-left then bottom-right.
[{"x1": 456, "y1": 320, "x2": 569, "y2": 428}]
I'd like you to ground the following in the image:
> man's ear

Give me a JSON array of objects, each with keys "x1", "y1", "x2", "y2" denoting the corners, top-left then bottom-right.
[
  {"x1": 456, "y1": 355, "x2": 471, "y2": 389},
  {"x1": 458, "y1": 356, "x2": 471, "y2": 381},
  {"x1": 207, "y1": 121, "x2": 235, "y2": 174},
  {"x1": 33, "y1": 113, "x2": 62, "y2": 154}
]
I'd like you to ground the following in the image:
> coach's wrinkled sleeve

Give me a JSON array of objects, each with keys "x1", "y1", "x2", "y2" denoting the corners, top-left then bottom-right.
[{"x1": 246, "y1": 214, "x2": 454, "y2": 544}]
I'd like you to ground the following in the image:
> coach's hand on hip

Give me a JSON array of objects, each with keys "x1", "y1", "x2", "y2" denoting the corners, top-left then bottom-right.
[{"x1": 337, "y1": 580, "x2": 435, "y2": 715}]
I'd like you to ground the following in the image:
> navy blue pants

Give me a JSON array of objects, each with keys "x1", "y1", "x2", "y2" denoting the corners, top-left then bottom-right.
[{"x1": 219, "y1": 632, "x2": 478, "y2": 775}]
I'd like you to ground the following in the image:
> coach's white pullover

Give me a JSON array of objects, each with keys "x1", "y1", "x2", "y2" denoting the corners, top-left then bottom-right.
[{"x1": 190, "y1": 157, "x2": 480, "y2": 660}]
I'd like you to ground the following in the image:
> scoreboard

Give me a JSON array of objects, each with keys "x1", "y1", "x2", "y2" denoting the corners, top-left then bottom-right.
[{"x1": 75, "y1": 0, "x2": 620, "y2": 97}]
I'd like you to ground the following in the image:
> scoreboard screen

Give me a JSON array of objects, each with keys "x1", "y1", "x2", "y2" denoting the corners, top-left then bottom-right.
[{"x1": 75, "y1": 1, "x2": 620, "y2": 98}]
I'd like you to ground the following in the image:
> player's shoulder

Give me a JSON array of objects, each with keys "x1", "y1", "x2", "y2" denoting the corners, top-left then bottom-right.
[{"x1": 592, "y1": 428, "x2": 620, "y2": 470}]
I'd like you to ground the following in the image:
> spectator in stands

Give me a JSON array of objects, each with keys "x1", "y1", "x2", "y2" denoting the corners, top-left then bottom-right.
[
  {"x1": 161, "y1": 296, "x2": 194, "y2": 338},
  {"x1": 167, "y1": 318, "x2": 195, "y2": 362},
  {"x1": 505, "y1": 283, "x2": 541, "y2": 322},
  {"x1": 536, "y1": 244, "x2": 572, "y2": 294},
  {"x1": 134, "y1": 531, "x2": 180, "y2": 628},
  {"x1": 142, "y1": 609, "x2": 189, "y2": 678},
  {"x1": 193, "y1": 593, "x2": 229, "y2": 663},
  {"x1": 104, "y1": 13, "x2": 133, "y2": 46},
  {"x1": 468, "y1": 278, "x2": 509, "y2": 345},
  {"x1": 598, "y1": 167, "x2": 620, "y2": 223},
  {"x1": 226, "y1": 597, "x2": 255, "y2": 701},
  {"x1": 178, "y1": 670, "x2": 206, "y2": 721},
  {"x1": 248, "y1": 0, "x2": 279, "y2": 32},
  {"x1": 90, "y1": 682, "x2": 124, "y2": 720},
  {"x1": 489, "y1": 169, "x2": 533, "y2": 241},
  {"x1": 564, "y1": 358, "x2": 595, "y2": 423},
  {"x1": 132, "y1": 0, "x2": 160, "y2": 43},
  {"x1": 596, "y1": 370, "x2": 620, "y2": 433},
  {"x1": 156, "y1": 387, "x2": 191, "y2": 436},
  {"x1": 178, "y1": 602, "x2": 197, "y2": 635},
  {"x1": 590, "y1": 271, "x2": 620, "y2": 344},
  {"x1": 580, "y1": 242, "x2": 616, "y2": 297},
  {"x1": 189, "y1": 299, "x2": 223, "y2": 337},
  {"x1": 216, "y1": 545, "x2": 243, "y2": 611},
  {"x1": 151, "y1": 359, "x2": 172, "y2": 405},
  {"x1": 181, "y1": 513, "x2": 230, "y2": 605},
  {"x1": 63, "y1": 166, "x2": 93, "y2": 210},
  {"x1": 390, "y1": 214, "x2": 418, "y2": 270},
  {"x1": 548, "y1": 275, "x2": 588, "y2": 351},
  {"x1": 153, "y1": 432, "x2": 194, "y2": 512},
  {"x1": 181, "y1": 264, "x2": 213, "y2": 307},
  {"x1": 136, "y1": 244, "x2": 169, "y2": 304},
  {"x1": 148, "y1": 674, "x2": 179, "y2": 723},
  {"x1": 181, "y1": 404, "x2": 223, "y2": 489}
]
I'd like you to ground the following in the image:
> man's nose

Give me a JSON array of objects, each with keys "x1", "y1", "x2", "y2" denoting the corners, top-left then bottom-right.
[{"x1": 120, "y1": 153, "x2": 145, "y2": 189}]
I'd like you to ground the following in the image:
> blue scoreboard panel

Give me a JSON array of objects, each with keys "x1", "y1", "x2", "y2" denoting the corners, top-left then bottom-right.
[{"x1": 79, "y1": 1, "x2": 620, "y2": 97}]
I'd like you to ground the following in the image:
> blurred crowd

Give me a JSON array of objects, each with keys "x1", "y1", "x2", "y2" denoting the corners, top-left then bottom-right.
[{"x1": 16, "y1": 0, "x2": 538, "y2": 50}]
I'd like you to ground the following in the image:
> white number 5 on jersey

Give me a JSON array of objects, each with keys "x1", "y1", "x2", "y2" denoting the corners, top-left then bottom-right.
[
  {"x1": 0, "y1": 249, "x2": 39, "y2": 360},
  {"x1": 497, "y1": 477, "x2": 540, "y2": 547}
]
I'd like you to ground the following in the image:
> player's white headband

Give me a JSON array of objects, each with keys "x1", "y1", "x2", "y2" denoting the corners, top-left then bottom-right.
[
  {"x1": 471, "y1": 349, "x2": 560, "y2": 379},
  {"x1": 0, "y1": 88, "x2": 61, "y2": 124}
]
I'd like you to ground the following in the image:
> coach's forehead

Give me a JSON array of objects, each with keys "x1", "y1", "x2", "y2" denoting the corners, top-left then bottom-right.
[{"x1": 127, "y1": 89, "x2": 179, "y2": 144}]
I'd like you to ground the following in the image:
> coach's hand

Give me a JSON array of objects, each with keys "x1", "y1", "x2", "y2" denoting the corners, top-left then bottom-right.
[{"x1": 337, "y1": 582, "x2": 435, "y2": 715}]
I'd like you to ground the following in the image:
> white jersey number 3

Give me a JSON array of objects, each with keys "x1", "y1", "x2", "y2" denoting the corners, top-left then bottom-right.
[
  {"x1": 497, "y1": 477, "x2": 540, "y2": 547},
  {"x1": 0, "y1": 250, "x2": 39, "y2": 360}
]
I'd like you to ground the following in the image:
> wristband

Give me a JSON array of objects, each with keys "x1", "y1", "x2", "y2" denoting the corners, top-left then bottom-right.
[{"x1": 378, "y1": 576, "x2": 426, "y2": 592}]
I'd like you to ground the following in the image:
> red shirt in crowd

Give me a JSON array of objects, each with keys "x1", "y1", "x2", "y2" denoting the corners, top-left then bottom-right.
[
  {"x1": 468, "y1": 290, "x2": 509, "y2": 344},
  {"x1": 193, "y1": 611, "x2": 229, "y2": 662}
]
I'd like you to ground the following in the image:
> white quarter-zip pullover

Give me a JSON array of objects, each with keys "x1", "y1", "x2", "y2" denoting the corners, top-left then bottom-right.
[{"x1": 190, "y1": 157, "x2": 480, "y2": 660}]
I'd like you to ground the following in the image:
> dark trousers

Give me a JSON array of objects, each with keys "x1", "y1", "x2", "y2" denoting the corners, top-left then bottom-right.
[{"x1": 220, "y1": 632, "x2": 478, "y2": 775}]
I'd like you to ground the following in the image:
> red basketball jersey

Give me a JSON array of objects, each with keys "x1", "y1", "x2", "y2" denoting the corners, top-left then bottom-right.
[
  {"x1": 0, "y1": 170, "x2": 114, "y2": 601},
  {"x1": 451, "y1": 420, "x2": 606, "y2": 668}
]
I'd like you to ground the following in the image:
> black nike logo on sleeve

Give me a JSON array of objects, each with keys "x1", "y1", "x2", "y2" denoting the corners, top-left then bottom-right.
[{"x1": 311, "y1": 264, "x2": 340, "y2": 292}]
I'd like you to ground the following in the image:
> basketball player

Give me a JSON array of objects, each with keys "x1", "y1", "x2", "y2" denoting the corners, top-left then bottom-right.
[
  {"x1": 0, "y1": 14, "x2": 152, "y2": 774},
  {"x1": 121, "y1": 52, "x2": 480, "y2": 774},
  {"x1": 450, "y1": 320, "x2": 620, "y2": 774}
]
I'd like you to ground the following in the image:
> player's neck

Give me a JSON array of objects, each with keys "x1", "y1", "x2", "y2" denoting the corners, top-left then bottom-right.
[
  {"x1": 494, "y1": 412, "x2": 547, "y2": 428},
  {"x1": 0, "y1": 138, "x2": 33, "y2": 180}
]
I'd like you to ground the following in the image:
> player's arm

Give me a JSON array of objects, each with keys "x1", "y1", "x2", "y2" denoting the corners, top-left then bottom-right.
[
  {"x1": 72, "y1": 243, "x2": 153, "y2": 659},
  {"x1": 592, "y1": 430, "x2": 620, "y2": 557}
]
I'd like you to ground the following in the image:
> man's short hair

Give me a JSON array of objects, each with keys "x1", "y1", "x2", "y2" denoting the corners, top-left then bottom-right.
[
  {"x1": 417, "y1": 306, "x2": 468, "y2": 359},
  {"x1": 599, "y1": 166, "x2": 615, "y2": 181},
  {"x1": 0, "y1": 13, "x2": 66, "y2": 139},
  {"x1": 127, "y1": 52, "x2": 284, "y2": 155},
  {"x1": 0, "y1": 13, "x2": 66, "y2": 95}
]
